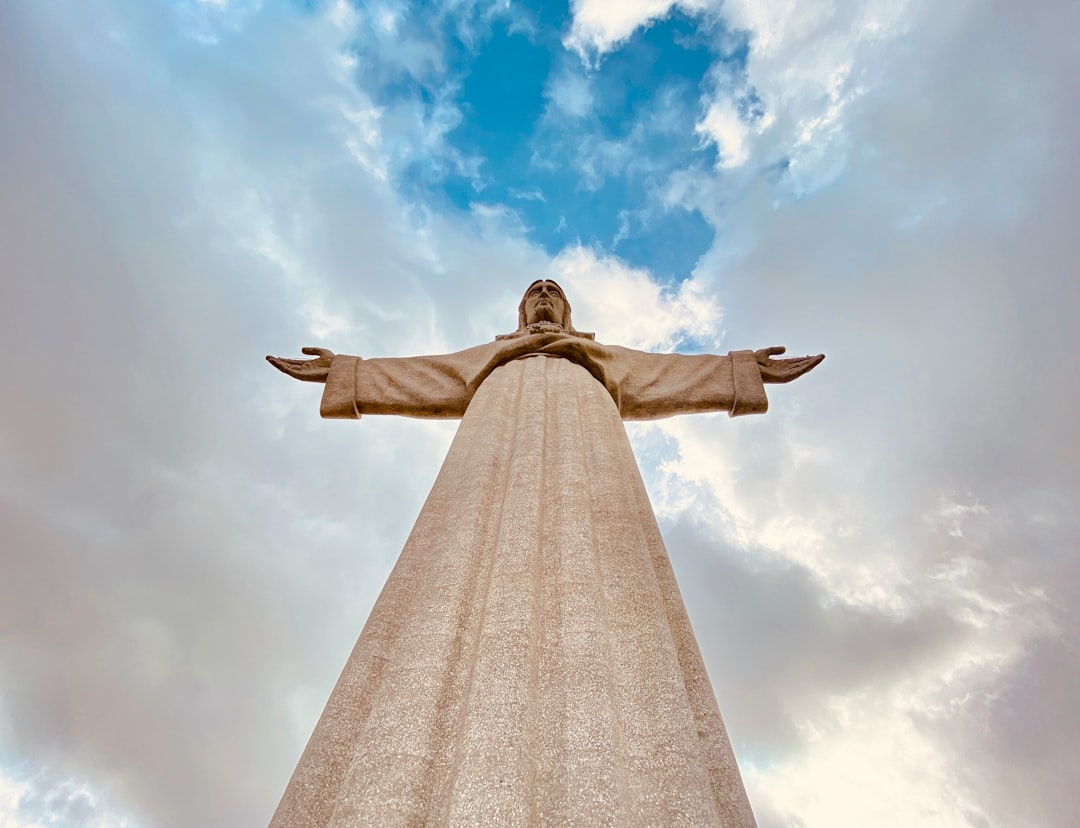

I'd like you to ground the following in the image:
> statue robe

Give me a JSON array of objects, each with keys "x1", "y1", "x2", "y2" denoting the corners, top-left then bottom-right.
[{"x1": 271, "y1": 333, "x2": 764, "y2": 827}]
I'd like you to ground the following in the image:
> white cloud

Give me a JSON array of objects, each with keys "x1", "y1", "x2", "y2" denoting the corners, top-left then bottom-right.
[
  {"x1": 636, "y1": 393, "x2": 1057, "y2": 827},
  {"x1": 567, "y1": 0, "x2": 919, "y2": 190},
  {"x1": 327, "y1": 0, "x2": 357, "y2": 30},
  {"x1": 544, "y1": 68, "x2": 594, "y2": 119},
  {"x1": 717, "y1": 0, "x2": 917, "y2": 188},
  {"x1": 551, "y1": 245, "x2": 724, "y2": 351},
  {"x1": 339, "y1": 103, "x2": 388, "y2": 180},
  {"x1": 565, "y1": 0, "x2": 709, "y2": 59},
  {"x1": 696, "y1": 100, "x2": 752, "y2": 168},
  {"x1": 721, "y1": 0, "x2": 838, "y2": 59},
  {"x1": 926, "y1": 493, "x2": 988, "y2": 539},
  {"x1": 0, "y1": 762, "x2": 143, "y2": 828},
  {"x1": 644, "y1": 413, "x2": 912, "y2": 612},
  {"x1": 746, "y1": 683, "x2": 989, "y2": 827},
  {"x1": 741, "y1": 581, "x2": 1052, "y2": 828},
  {"x1": 177, "y1": 0, "x2": 264, "y2": 42}
]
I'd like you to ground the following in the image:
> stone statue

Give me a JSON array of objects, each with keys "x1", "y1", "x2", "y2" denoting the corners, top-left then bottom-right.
[{"x1": 267, "y1": 280, "x2": 822, "y2": 827}]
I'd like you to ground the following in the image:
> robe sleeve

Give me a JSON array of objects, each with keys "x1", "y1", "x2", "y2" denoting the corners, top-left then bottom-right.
[
  {"x1": 317, "y1": 337, "x2": 769, "y2": 421},
  {"x1": 319, "y1": 345, "x2": 497, "y2": 419},
  {"x1": 609, "y1": 347, "x2": 769, "y2": 420}
]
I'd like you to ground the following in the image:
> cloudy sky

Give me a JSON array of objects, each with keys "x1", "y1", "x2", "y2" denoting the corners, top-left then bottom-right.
[{"x1": 2, "y1": 0, "x2": 1078, "y2": 825}]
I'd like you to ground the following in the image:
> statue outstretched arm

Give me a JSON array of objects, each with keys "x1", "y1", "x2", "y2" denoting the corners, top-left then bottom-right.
[
  {"x1": 606, "y1": 343, "x2": 823, "y2": 420},
  {"x1": 267, "y1": 338, "x2": 824, "y2": 421},
  {"x1": 266, "y1": 342, "x2": 506, "y2": 420}
]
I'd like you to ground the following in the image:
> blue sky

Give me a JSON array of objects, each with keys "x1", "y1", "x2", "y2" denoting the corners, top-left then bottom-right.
[
  {"x1": 356, "y1": 1, "x2": 730, "y2": 281},
  {"x1": 2, "y1": 0, "x2": 1079, "y2": 826}
]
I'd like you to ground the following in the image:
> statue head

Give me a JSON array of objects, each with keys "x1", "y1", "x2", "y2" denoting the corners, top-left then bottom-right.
[
  {"x1": 520, "y1": 280, "x2": 571, "y2": 328},
  {"x1": 495, "y1": 279, "x2": 594, "y2": 341}
]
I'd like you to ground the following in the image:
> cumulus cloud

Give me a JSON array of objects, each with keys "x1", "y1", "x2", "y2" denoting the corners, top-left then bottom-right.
[
  {"x1": 551, "y1": 245, "x2": 724, "y2": 351},
  {"x1": 696, "y1": 99, "x2": 753, "y2": 168},
  {"x1": 568, "y1": 0, "x2": 920, "y2": 191},
  {"x1": 565, "y1": 0, "x2": 709, "y2": 59},
  {"x1": 0, "y1": 762, "x2": 143, "y2": 828}
]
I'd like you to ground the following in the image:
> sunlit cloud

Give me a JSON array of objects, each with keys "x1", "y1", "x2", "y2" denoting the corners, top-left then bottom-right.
[{"x1": 552, "y1": 245, "x2": 724, "y2": 351}]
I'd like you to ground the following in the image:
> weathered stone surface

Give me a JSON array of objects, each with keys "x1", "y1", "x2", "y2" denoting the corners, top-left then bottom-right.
[
  {"x1": 265, "y1": 280, "x2": 824, "y2": 827},
  {"x1": 271, "y1": 356, "x2": 756, "y2": 827}
]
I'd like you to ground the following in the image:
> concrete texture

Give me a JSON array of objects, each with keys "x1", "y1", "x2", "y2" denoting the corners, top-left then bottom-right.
[
  {"x1": 270, "y1": 355, "x2": 757, "y2": 827},
  {"x1": 265, "y1": 280, "x2": 824, "y2": 826}
]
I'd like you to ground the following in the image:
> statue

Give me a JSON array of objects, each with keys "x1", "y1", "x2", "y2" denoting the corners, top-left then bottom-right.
[{"x1": 267, "y1": 280, "x2": 823, "y2": 827}]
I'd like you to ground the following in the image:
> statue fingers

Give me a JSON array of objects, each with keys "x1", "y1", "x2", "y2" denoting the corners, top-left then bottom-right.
[
  {"x1": 783, "y1": 353, "x2": 822, "y2": 366},
  {"x1": 781, "y1": 354, "x2": 825, "y2": 380},
  {"x1": 267, "y1": 355, "x2": 313, "y2": 378},
  {"x1": 755, "y1": 346, "x2": 787, "y2": 364},
  {"x1": 795, "y1": 353, "x2": 825, "y2": 370}
]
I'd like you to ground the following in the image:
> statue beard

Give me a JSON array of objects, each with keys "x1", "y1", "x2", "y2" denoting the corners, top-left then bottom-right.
[
  {"x1": 527, "y1": 302, "x2": 561, "y2": 325},
  {"x1": 496, "y1": 292, "x2": 596, "y2": 341}
]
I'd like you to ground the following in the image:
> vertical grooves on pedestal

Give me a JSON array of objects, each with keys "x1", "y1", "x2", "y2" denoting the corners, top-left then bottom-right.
[
  {"x1": 426, "y1": 356, "x2": 533, "y2": 822},
  {"x1": 322, "y1": 358, "x2": 529, "y2": 827},
  {"x1": 584, "y1": 370, "x2": 724, "y2": 824},
  {"x1": 524, "y1": 356, "x2": 551, "y2": 825},
  {"x1": 586, "y1": 369, "x2": 657, "y2": 819},
  {"x1": 571, "y1": 358, "x2": 629, "y2": 822}
]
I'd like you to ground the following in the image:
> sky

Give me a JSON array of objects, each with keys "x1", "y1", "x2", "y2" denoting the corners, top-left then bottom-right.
[{"x1": 1, "y1": 0, "x2": 1078, "y2": 826}]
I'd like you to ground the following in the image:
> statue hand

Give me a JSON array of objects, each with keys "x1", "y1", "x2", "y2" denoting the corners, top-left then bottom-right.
[
  {"x1": 266, "y1": 346, "x2": 335, "y2": 383},
  {"x1": 754, "y1": 346, "x2": 824, "y2": 384}
]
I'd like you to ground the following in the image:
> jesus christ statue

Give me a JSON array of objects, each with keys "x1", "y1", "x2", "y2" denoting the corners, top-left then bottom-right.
[{"x1": 267, "y1": 280, "x2": 823, "y2": 827}]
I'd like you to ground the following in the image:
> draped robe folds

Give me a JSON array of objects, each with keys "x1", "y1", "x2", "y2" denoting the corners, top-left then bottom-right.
[{"x1": 271, "y1": 333, "x2": 765, "y2": 828}]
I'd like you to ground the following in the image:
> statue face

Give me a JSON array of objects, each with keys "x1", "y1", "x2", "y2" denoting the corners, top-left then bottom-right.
[{"x1": 523, "y1": 281, "x2": 567, "y2": 326}]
